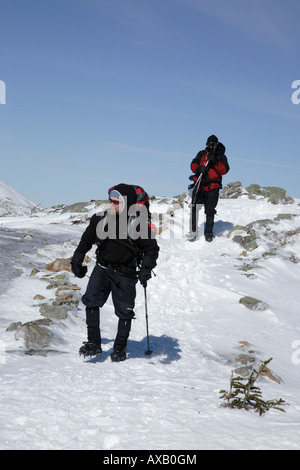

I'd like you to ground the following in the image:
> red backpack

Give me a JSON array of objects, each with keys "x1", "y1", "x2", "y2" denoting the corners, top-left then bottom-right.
[
  {"x1": 132, "y1": 185, "x2": 149, "y2": 209},
  {"x1": 130, "y1": 185, "x2": 156, "y2": 236}
]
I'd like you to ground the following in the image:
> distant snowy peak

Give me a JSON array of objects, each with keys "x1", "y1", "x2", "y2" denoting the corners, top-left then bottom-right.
[{"x1": 0, "y1": 180, "x2": 37, "y2": 217}]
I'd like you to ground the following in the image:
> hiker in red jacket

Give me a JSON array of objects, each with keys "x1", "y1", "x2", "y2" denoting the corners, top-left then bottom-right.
[{"x1": 188, "y1": 135, "x2": 230, "y2": 242}]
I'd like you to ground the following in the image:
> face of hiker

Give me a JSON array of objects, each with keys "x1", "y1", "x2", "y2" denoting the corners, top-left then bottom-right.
[
  {"x1": 109, "y1": 195, "x2": 124, "y2": 214},
  {"x1": 108, "y1": 185, "x2": 137, "y2": 216}
]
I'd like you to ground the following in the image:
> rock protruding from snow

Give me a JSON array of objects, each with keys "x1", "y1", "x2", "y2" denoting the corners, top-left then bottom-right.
[{"x1": 221, "y1": 181, "x2": 294, "y2": 204}]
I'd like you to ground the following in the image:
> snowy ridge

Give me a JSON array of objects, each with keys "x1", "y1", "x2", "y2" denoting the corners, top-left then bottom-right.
[
  {"x1": 0, "y1": 179, "x2": 37, "y2": 217},
  {"x1": 0, "y1": 187, "x2": 300, "y2": 450}
]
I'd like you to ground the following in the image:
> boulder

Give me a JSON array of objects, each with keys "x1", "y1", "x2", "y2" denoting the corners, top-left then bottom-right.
[
  {"x1": 220, "y1": 181, "x2": 244, "y2": 199},
  {"x1": 33, "y1": 294, "x2": 46, "y2": 300},
  {"x1": 14, "y1": 319, "x2": 53, "y2": 349},
  {"x1": 30, "y1": 269, "x2": 40, "y2": 276},
  {"x1": 239, "y1": 296, "x2": 269, "y2": 311},
  {"x1": 39, "y1": 303, "x2": 69, "y2": 320},
  {"x1": 232, "y1": 341, "x2": 281, "y2": 383},
  {"x1": 45, "y1": 256, "x2": 91, "y2": 273},
  {"x1": 45, "y1": 258, "x2": 72, "y2": 272},
  {"x1": 61, "y1": 202, "x2": 89, "y2": 213},
  {"x1": 246, "y1": 184, "x2": 294, "y2": 204},
  {"x1": 55, "y1": 292, "x2": 73, "y2": 303},
  {"x1": 227, "y1": 225, "x2": 258, "y2": 251},
  {"x1": 6, "y1": 321, "x2": 22, "y2": 332}
]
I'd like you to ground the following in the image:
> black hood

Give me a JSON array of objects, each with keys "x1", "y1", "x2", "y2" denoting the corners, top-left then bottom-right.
[
  {"x1": 109, "y1": 183, "x2": 137, "y2": 211},
  {"x1": 216, "y1": 142, "x2": 226, "y2": 154}
]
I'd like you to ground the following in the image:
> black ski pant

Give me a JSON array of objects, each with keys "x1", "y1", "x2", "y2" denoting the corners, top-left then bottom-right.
[
  {"x1": 81, "y1": 264, "x2": 137, "y2": 348},
  {"x1": 191, "y1": 188, "x2": 219, "y2": 234}
]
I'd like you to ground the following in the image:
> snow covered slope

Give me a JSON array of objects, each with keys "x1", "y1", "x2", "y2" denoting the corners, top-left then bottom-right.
[
  {"x1": 0, "y1": 179, "x2": 37, "y2": 217},
  {"x1": 0, "y1": 187, "x2": 300, "y2": 450}
]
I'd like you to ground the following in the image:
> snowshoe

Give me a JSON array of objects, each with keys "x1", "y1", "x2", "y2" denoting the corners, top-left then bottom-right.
[
  {"x1": 110, "y1": 347, "x2": 126, "y2": 362},
  {"x1": 79, "y1": 342, "x2": 102, "y2": 358}
]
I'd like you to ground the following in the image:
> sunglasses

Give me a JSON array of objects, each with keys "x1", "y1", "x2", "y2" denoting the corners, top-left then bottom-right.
[{"x1": 109, "y1": 198, "x2": 121, "y2": 205}]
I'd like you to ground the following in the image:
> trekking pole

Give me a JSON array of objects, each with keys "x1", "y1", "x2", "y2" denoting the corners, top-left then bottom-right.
[
  {"x1": 143, "y1": 285, "x2": 152, "y2": 356},
  {"x1": 191, "y1": 173, "x2": 203, "y2": 208},
  {"x1": 188, "y1": 157, "x2": 209, "y2": 237},
  {"x1": 191, "y1": 157, "x2": 209, "y2": 208}
]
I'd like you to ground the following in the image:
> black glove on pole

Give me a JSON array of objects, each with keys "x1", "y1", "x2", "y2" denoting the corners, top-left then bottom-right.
[
  {"x1": 138, "y1": 268, "x2": 152, "y2": 287},
  {"x1": 207, "y1": 151, "x2": 217, "y2": 167},
  {"x1": 192, "y1": 158, "x2": 209, "y2": 208}
]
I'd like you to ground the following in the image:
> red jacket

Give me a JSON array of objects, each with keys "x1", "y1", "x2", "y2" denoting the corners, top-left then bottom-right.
[{"x1": 190, "y1": 143, "x2": 230, "y2": 191}]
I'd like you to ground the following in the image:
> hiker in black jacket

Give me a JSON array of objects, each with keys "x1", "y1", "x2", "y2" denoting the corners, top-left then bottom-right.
[{"x1": 71, "y1": 183, "x2": 159, "y2": 362}]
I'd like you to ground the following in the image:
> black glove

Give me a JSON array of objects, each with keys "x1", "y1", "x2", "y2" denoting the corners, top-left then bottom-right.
[
  {"x1": 71, "y1": 251, "x2": 87, "y2": 279},
  {"x1": 139, "y1": 255, "x2": 156, "y2": 286},
  {"x1": 138, "y1": 269, "x2": 152, "y2": 287},
  {"x1": 207, "y1": 152, "x2": 218, "y2": 166},
  {"x1": 195, "y1": 165, "x2": 207, "y2": 176},
  {"x1": 72, "y1": 264, "x2": 87, "y2": 279}
]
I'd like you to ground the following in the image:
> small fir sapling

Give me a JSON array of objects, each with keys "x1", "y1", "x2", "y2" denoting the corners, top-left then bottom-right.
[{"x1": 219, "y1": 358, "x2": 288, "y2": 416}]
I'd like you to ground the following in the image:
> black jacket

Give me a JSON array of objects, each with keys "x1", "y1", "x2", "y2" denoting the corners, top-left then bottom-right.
[{"x1": 74, "y1": 210, "x2": 159, "y2": 273}]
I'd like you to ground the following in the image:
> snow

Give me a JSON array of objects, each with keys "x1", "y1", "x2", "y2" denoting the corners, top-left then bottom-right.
[
  {"x1": 0, "y1": 188, "x2": 300, "y2": 450},
  {"x1": 0, "y1": 179, "x2": 36, "y2": 217}
]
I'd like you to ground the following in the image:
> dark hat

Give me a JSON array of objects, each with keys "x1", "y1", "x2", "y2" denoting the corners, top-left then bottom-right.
[{"x1": 206, "y1": 135, "x2": 218, "y2": 145}]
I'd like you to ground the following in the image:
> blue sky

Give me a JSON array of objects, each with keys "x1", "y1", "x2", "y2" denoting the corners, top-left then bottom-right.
[{"x1": 1, "y1": 0, "x2": 300, "y2": 207}]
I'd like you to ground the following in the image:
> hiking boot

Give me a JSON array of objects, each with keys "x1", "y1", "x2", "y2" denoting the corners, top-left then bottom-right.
[
  {"x1": 205, "y1": 233, "x2": 214, "y2": 242},
  {"x1": 110, "y1": 346, "x2": 127, "y2": 362},
  {"x1": 79, "y1": 342, "x2": 102, "y2": 358}
]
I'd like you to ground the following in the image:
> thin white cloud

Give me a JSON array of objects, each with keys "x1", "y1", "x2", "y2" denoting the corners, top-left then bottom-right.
[
  {"x1": 181, "y1": 77, "x2": 300, "y2": 123},
  {"x1": 102, "y1": 141, "x2": 300, "y2": 171},
  {"x1": 102, "y1": 140, "x2": 190, "y2": 160}
]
